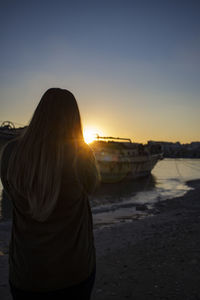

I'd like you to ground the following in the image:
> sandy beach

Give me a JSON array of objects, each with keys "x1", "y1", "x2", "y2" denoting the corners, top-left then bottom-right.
[{"x1": 0, "y1": 179, "x2": 200, "y2": 299}]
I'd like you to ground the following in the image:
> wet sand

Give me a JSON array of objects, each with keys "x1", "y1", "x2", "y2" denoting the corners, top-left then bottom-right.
[
  {"x1": 92, "y1": 179, "x2": 200, "y2": 300},
  {"x1": 0, "y1": 180, "x2": 200, "y2": 299}
]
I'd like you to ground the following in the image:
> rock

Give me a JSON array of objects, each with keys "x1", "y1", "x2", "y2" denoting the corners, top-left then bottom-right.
[{"x1": 135, "y1": 204, "x2": 147, "y2": 211}]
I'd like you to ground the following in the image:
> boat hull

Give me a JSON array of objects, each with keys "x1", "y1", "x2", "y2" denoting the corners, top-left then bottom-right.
[{"x1": 96, "y1": 154, "x2": 161, "y2": 183}]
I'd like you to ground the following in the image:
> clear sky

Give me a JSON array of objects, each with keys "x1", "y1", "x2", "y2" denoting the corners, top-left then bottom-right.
[{"x1": 1, "y1": 0, "x2": 200, "y2": 143}]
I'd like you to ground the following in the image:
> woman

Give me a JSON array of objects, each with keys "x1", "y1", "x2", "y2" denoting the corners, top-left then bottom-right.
[{"x1": 0, "y1": 88, "x2": 100, "y2": 299}]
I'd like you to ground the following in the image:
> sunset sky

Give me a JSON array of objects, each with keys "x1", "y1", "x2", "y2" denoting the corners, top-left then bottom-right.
[{"x1": 1, "y1": 0, "x2": 200, "y2": 143}]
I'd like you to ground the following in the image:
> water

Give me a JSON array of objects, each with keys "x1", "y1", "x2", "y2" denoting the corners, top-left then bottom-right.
[
  {"x1": 91, "y1": 158, "x2": 200, "y2": 227},
  {"x1": 0, "y1": 159, "x2": 200, "y2": 224}
]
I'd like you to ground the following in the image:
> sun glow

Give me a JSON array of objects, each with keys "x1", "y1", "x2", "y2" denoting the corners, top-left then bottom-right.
[{"x1": 83, "y1": 127, "x2": 103, "y2": 144}]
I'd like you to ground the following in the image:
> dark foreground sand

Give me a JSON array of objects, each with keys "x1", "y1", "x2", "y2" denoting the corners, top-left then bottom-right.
[{"x1": 0, "y1": 180, "x2": 200, "y2": 300}]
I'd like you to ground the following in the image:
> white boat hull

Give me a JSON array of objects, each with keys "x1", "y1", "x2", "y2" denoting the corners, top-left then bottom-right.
[{"x1": 95, "y1": 153, "x2": 161, "y2": 183}]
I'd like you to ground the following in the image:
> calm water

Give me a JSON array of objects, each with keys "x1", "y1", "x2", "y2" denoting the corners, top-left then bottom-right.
[
  {"x1": 0, "y1": 159, "x2": 200, "y2": 223},
  {"x1": 91, "y1": 158, "x2": 200, "y2": 227}
]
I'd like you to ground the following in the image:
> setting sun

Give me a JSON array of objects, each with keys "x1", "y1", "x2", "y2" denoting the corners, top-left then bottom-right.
[{"x1": 83, "y1": 127, "x2": 103, "y2": 144}]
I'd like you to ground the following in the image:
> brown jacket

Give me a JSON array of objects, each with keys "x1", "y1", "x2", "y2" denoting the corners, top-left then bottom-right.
[{"x1": 0, "y1": 140, "x2": 98, "y2": 292}]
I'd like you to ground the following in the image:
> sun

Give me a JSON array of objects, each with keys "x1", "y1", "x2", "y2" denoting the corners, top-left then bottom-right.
[
  {"x1": 83, "y1": 128, "x2": 97, "y2": 144},
  {"x1": 83, "y1": 127, "x2": 103, "y2": 144}
]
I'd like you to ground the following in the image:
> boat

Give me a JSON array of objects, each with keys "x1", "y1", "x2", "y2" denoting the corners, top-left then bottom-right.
[
  {"x1": 0, "y1": 121, "x2": 163, "y2": 183},
  {"x1": 90, "y1": 135, "x2": 163, "y2": 183}
]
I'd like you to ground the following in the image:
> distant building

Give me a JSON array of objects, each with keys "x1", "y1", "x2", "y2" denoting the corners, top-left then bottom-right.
[{"x1": 147, "y1": 141, "x2": 200, "y2": 158}]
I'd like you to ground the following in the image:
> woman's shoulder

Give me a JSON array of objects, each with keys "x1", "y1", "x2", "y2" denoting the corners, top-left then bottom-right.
[
  {"x1": 0, "y1": 139, "x2": 18, "y2": 174},
  {"x1": 1, "y1": 139, "x2": 18, "y2": 160}
]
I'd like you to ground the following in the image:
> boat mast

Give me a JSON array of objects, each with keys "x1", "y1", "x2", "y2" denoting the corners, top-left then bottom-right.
[{"x1": 96, "y1": 134, "x2": 132, "y2": 143}]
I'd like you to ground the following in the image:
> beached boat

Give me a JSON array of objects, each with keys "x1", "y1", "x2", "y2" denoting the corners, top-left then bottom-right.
[
  {"x1": 90, "y1": 136, "x2": 163, "y2": 183},
  {"x1": 0, "y1": 121, "x2": 163, "y2": 183}
]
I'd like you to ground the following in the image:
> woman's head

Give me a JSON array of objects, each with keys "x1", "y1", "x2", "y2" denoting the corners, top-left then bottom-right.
[{"x1": 28, "y1": 88, "x2": 84, "y2": 144}]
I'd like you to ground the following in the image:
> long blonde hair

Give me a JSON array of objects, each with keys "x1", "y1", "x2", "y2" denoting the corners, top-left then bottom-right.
[{"x1": 7, "y1": 88, "x2": 95, "y2": 222}]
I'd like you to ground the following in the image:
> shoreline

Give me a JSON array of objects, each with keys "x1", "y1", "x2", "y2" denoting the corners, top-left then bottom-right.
[
  {"x1": 0, "y1": 179, "x2": 200, "y2": 299},
  {"x1": 92, "y1": 179, "x2": 200, "y2": 299}
]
